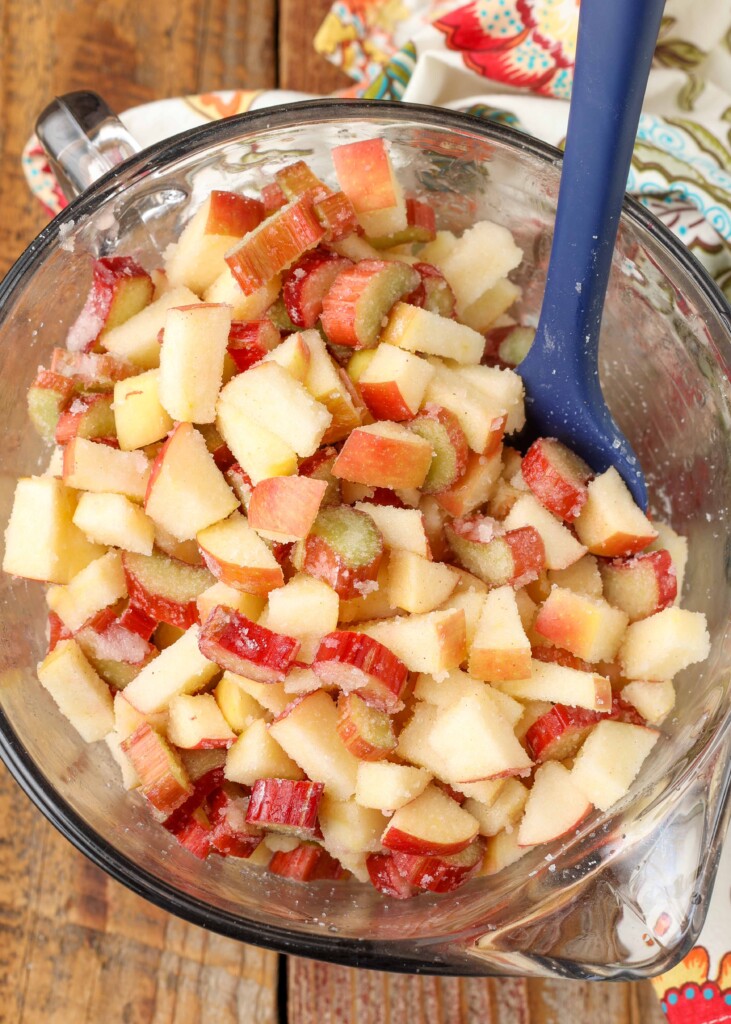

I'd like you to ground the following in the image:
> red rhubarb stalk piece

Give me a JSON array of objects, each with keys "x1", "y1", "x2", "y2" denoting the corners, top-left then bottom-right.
[
  {"x1": 282, "y1": 249, "x2": 353, "y2": 329},
  {"x1": 245, "y1": 778, "x2": 324, "y2": 838},
  {"x1": 521, "y1": 437, "x2": 592, "y2": 522},
  {"x1": 198, "y1": 605, "x2": 300, "y2": 683},
  {"x1": 313, "y1": 631, "x2": 408, "y2": 713}
]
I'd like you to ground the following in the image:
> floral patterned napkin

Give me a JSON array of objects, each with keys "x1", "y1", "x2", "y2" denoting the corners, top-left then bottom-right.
[{"x1": 21, "y1": 1, "x2": 731, "y2": 1011}]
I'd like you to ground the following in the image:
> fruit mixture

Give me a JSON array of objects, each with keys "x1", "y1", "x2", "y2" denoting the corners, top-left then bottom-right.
[{"x1": 3, "y1": 138, "x2": 711, "y2": 898}]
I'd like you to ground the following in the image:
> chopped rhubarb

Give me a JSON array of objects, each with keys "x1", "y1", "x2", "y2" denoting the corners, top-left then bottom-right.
[
  {"x1": 55, "y1": 392, "x2": 116, "y2": 446},
  {"x1": 225, "y1": 196, "x2": 325, "y2": 295},
  {"x1": 245, "y1": 778, "x2": 324, "y2": 837},
  {"x1": 521, "y1": 438, "x2": 592, "y2": 522},
  {"x1": 314, "y1": 631, "x2": 408, "y2": 713},
  {"x1": 262, "y1": 182, "x2": 287, "y2": 214},
  {"x1": 408, "y1": 405, "x2": 469, "y2": 494},
  {"x1": 169, "y1": 806, "x2": 213, "y2": 860},
  {"x1": 392, "y1": 837, "x2": 484, "y2": 893},
  {"x1": 296, "y1": 505, "x2": 383, "y2": 599},
  {"x1": 198, "y1": 605, "x2": 300, "y2": 683},
  {"x1": 298, "y1": 446, "x2": 341, "y2": 506},
  {"x1": 121, "y1": 722, "x2": 193, "y2": 817},
  {"x1": 368, "y1": 197, "x2": 436, "y2": 248},
  {"x1": 404, "y1": 262, "x2": 456, "y2": 318},
  {"x1": 66, "y1": 256, "x2": 153, "y2": 353},
  {"x1": 282, "y1": 249, "x2": 352, "y2": 329},
  {"x1": 336, "y1": 691, "x2": 398, "y2": 758},
  {"x1": 225, "y1": 463, "x2": 254, "y2": 508},
  {"x1": 600, "y1": 550, "x2": 677, "y2": 621},
  {"x1": 50, "y1": 347, "x2": 135, "y2": 386},
  {"x1": 208, "y1": 784, "x2": 263, "y2": 858},
  {"x1": 366, "y1": 852, "x2": 417, "y2": 899},
  {"x1": 275, "y1": 160, "x2": 331, "y2": 203},
  {"x1": 269, "y1": 843, "x2": 345, "y2": 881},
  {"x1": 116, "y1": 605, "x2": 157, "y2": 641},
  {"x1": 314, "y1": 191, "x2": 359, "y2": 242},
  {"x1": 47, "y1": 611, "x2": 72, "y2": 652},
  {"x1": 227, "y1": 319, "x2": 281, "y2": 372},
  {"x1": 122, "y1": 550, "x2": 215, "y2": 629},
  {"x1": 447, "y1": 519, "x2": 546, "y2": 588},
  {"x1": 27, "y1": 370, "x2": 75, "y2": 440},
  {"x1": 320, "y1": 260, "x2": 420, "y2": 349}
]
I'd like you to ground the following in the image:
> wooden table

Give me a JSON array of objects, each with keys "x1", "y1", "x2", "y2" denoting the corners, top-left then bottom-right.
[{"x1": 0, "y1": 1, "x2": 666, "y2": 1020}]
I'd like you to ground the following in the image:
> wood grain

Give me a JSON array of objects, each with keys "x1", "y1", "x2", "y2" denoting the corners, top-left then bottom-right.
[{"x1": 0, "y1": 0, "x2": 666, "y2": 1019}]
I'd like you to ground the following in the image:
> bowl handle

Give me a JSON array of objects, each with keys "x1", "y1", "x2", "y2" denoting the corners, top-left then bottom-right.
[{"x1": 35, "y1": 91, "x2": 140, "y2": 202}]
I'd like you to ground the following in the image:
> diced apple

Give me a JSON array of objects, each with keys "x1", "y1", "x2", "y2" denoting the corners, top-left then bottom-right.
[
  {"x1": 503, "y1": 494, "x2": 586, "y2": 571},
  {"x1": 648, "y1": 522, "x2": 688, "y2": 603},
  {"x1": 367, "y1": 196, "x2": 436, "y2": 249},
  {"x1": 3, "y1": 477, "x2": 105, "y2": 584},
  {"x1": 547, "y1": 554, "x2": 603, "y2": 599},
  {"x1": 204, "y1": 268, "x2": 281, "y2": 320},
  {"x1": 196, "y1": 511, "x2": 284, "y2": 595},
  {"x1": 268, "y1": 689, "x2": 359, "y2": 800},
  {"x1": 381, "y1": 302, "x2": 484, "y2": 364},
  {"x1": 479, "y1": 828, "x2": 529, "y2": 875},
  {"x1": 429, "y1": 693, "x2": 532, "y2": 783},
  {"x1": 318, "y1": 795, "x2": 387, "y2": 855},
  {"x1": 517, "y1": 761, "x2": 592, "y2": 846},
  {"x1": 413, "y1": 670, "x2": 522, "y2": 726},
  {"x1": 102, "y1": 285, "x2": 200, "y2": 369},
  {"x1": 64, "y1": 438, "x2": 150, "y2": 502},
  {"x1": 198, "y1": 605, "x2": 299, "y2": 683},
  {"x1": 265, "y1": 574, "x2": 339, "y2": 638},
  {"x1": 468, "y1": 586, "x2": 531, "y2": 682},
  {"x1": 67, "y1": 256, "x2": 154, "y2": 352},
  {"x1": 37, "y1": 638, "x2": 114, "y2": 742},
  {"x1": 355, "y1": 761, "x2": 431, "y2": 813},
  {"x1": 353, "y1": 502, "x2": 431, "y2": 561},
  {"x1": 457, "y1": 364, "x2": 526, "y2": 435},
  {"x1": 218, "y1": 361, "x2": 331, "y2": 459},
  {"x1": 260, "y1": 331, "x2": 311, "y2": 382},
  {"x1": 72, "y1": 492, "x2": 155, "y2": 555},
  {"x1": 123, "y1": 625, "x2": 219, "y2": 714},
  {"x1": 333, "y1": 421, "x2": 433, "y2": 490},
  {"x1": 51, "y1": 347, "x2": 136, "y2": 386},
  {"x1": 618, "y1": 606, "x2": 710, "y2": 680},
  {"x1": 46, "y1": 550, "x2": 126, "y2": 633},
  {"x1": 225, "y1": 716, "x2": 301, "y2": 786},
  {"x1": 423, "y1": 361, "x2": 507, "y2": 454},
  {"x1": 494, "y1": 659, "x2": 612, "y2": 712},
  {"x1": 571, "y1": 720, "x2": 659, "y2": 811},
  {"x1": 165, "y1": 191, "x2": 265, "y2": 294},
  {"x1": 113, "y1": 369, "x2": 174, "y2": 451},
  {"x1": 460, "y1": 277, "x2": 521, "y2": 333},
  {"x1": 247, "y1": 476, "x2": 327, "y2": 544},
  {"x1": 386, "y1": 549, "x2": 458, "y2": 614},
  {"x1": 300, "y1": 329, "x2": 363, "y2": 444},
  {"x1": 217, "y1": 401, "x2": 297, "y2": 485},
  {"x1": 214, "y1": 673, "x2": 266, "y2": 733},
  {"x1": 620, "y1": 680, "x2": 675, "y2": 725},
  {"x1": 574, "y1": 468, "x2": 658, "y2": 557},
  {"x1": 196, "y1": 582, "x2": 265, "y2": 625},
  {"x1": 357, "y1": 607, "x2": 466, "y2": 674},
  {"x1": 167, "y1": 693, "x2": 236, "y2": 749},
  {"x1": 534, "y1": 588, "x2": 629, "y2": 663},
  {"x1": 437, "y1": 220, "x2": 522, "y2": 314},
  {"x1": 381, "y1": 784, "x2": 479, "y2": 856},
  {"x1": 332, "y1": 138, "x2": 407, "y2": 237},
  {"x1": 225, "y1": 196, "x2": 325, "y2": 294},
  {"x1": 144, "y1": 423, "x2": 238, "y2": 541},
  {"x1": 158, "y1": 303, "x2": 231, "y2": 423},
  {"x1": 358, "y1": 345, "x2": 435, "y2": 421},
  {"x1": 524, "y1": 703, "x2": 603, "y2": 763},
  {"x1": 463, "y1": 779, "x2": 529, "y2": 837}
]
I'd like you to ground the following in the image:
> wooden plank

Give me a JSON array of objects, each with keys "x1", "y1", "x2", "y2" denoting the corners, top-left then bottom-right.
[
  {"x1": 0, "y1": 0, "x2": 277, "y2": 278},
  {"x1": 288, "y1": 959, "x2": 667, "y2": 1024},
  {"x1": 278, "y1": 0, "x2": 351, "y2": 94}
]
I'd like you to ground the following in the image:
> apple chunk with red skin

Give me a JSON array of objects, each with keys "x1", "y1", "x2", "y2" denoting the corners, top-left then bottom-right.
[
  {"x1": 574, "y1": 467, "x2": 657, "y2": 557},
  {"x1": 332, "y1": 421, "x2": 433, "y2": 490},
  {"x1": 517, "y1": 761, "x2": 592, "y2": 846},
  {"x1": 358, "y1": 345, "x2": 435, "y2": 422},
  {"x1": 332, "y1": 138, "x2": 407, "y2": 237},
  {"x1": 381, "y1": 784, "x2": 479, "y2": 856},
  {"x1": 245, "y1": 778, "x2": 324, "y2": 838},
  {"x1": 313, "y1": 630, "x2": 408, "y2": 713},
  {"x1": 570, "y1": 720, "x2": 659, "y2": 811},
  {"x1": 197, "y1": 511, "x2": 284, "y2": 595},
  {"x1": 198, "y1": 605, "x2": 300, "y2": 684},
  {"x1": 167, "y1": 693, "x2": 236, "y2": 749},
  {"x1": 27, "y1": 369, "x2": 76, "y2": 441},
  {"x1": 428, "y1": 693, "x2": 533, "y2": 783},
  {"x1": 494, "y1": 659, "x2": 612, "y2": 713},
  {"x1": 67, "y1": 256, "x2": 154, "y2": 353},
  {"x1": 468, "y1": 585, "x2": 532, "y2": 682},
  {"x1": 534, "y1": 587, "x2": 629, "y2": 663},
  {"x1": 247, "y1": 476, "x2": 328, "y2": 543}
]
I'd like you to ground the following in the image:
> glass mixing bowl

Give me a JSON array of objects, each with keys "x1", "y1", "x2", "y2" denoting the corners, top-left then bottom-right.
[{"x1": 0, "y1": 98, "x2": 730, "y2": 979}]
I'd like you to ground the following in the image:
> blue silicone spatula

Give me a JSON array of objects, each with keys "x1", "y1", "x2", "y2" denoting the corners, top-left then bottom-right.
[{"x1": 516, "y1": 0, "x2": 667, "y2": 511}]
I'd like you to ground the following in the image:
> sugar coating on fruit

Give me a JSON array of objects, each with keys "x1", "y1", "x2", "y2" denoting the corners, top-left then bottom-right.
[{"x1": 3, "y1": 146, "x2": 713, "y2": 900}]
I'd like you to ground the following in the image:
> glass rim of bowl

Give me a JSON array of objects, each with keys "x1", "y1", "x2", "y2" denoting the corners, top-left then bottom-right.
[{"x1": 1, "y1": 98, "x2": 730, "y2": 972}]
